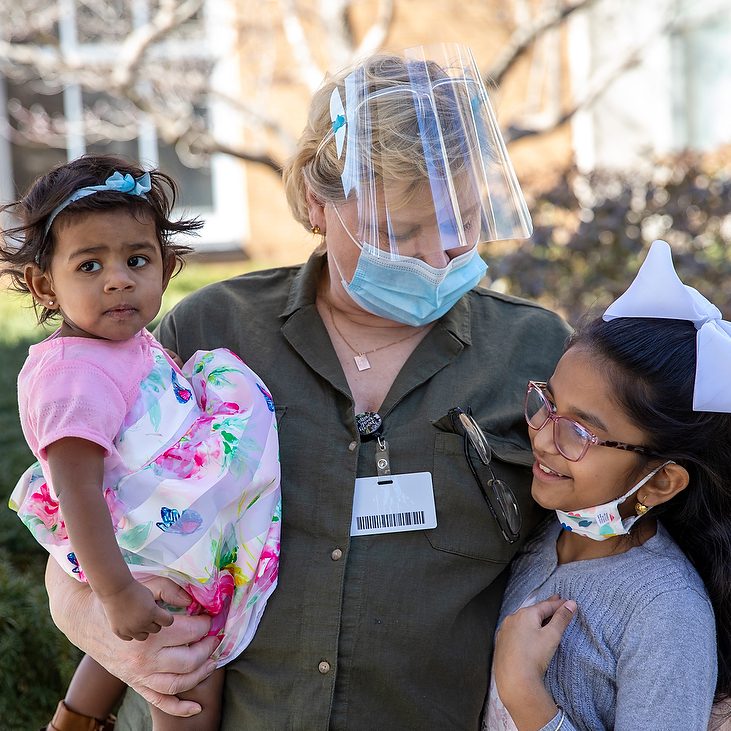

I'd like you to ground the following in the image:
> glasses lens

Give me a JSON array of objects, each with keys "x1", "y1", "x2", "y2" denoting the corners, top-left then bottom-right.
[
  {"x1": 490, "y1": 478, "x2": 521, "y2": 536},
  {"x1": 555, "y1": 417, "x2": 590, "y2": 461},
  {"x1": 525, "y1": 384, "x2": 550, "y2": 429}
]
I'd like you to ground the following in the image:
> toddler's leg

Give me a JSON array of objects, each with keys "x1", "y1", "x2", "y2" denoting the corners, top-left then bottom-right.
[
  {"x1": 149, "y1": 667, "x2": 225, "y2": 731},
  {"x1": 47, "y1": 654, "x2": 125, "y2": 729}
]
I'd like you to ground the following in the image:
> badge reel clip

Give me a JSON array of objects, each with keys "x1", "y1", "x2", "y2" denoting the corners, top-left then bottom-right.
[
  {"x1": 355, "y1": 411, "x2": 392, "y2": 485},
  {"x1": 350, "y1": 412, "x2": 437, "y2": 537}
]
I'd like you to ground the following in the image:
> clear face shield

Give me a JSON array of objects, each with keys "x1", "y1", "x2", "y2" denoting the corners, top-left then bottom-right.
[{"x1": 317, "y1": 43, "x2": 532, "y2": 261}]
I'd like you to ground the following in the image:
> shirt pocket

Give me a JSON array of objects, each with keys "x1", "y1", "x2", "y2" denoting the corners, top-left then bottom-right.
[{"x1": 427, "y1": 430, "x2": 534, "y2": 564}]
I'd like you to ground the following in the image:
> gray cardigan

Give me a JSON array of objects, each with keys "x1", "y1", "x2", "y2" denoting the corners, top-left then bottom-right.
[{"x1": 492, "y1": 519, "x2": 716, "y2": 731}]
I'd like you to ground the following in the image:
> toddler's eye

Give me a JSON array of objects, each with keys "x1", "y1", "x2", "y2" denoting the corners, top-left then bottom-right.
[
  {"x1": 128, "y1": 255, "x2": 149, "y2": 268},
  {"x1": 79, "y1": 261, "x2": 101, "y2": 273}
]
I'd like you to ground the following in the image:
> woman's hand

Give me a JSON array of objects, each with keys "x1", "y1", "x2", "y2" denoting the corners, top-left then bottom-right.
[
  {"x1": 493, "y1": 596, "x2": 576, "y2": 730},
  {"x1": 46, "y1": 559, "x2": 220, "y2": 717}
]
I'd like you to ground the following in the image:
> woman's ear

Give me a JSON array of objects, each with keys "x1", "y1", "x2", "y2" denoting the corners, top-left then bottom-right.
[
  {"x1": 24, "y1": 264, "x2": 59, "y2": 311},
  {"x1": 305, "y1": 186, "x2": 326, "y2": 234},
  {"x1": 641, "y1": 462, "x2": 690, "y2": 508}
]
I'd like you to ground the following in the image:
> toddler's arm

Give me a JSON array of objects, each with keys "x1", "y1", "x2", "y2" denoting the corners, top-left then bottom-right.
[{"x1": 46, "y1": 436, "x2": 173, "y2": 640}]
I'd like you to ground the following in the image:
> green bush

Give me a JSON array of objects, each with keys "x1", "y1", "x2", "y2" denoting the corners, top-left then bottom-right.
[{"x1": 489, "y1": 152, "x2": 731, "y2": 324}]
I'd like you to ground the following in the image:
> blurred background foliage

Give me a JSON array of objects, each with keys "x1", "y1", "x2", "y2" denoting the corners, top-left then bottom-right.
[{"x1": 489, "y1": 147, "x2": 731, "y2": 322}]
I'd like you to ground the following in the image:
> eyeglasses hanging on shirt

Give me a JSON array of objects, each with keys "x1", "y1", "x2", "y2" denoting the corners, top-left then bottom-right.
[{"x1": 448, "y1": 406, "x2": 522, "y2": 544}]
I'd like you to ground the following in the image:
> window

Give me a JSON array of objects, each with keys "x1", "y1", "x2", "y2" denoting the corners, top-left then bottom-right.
[{"x1": 0, "y1": 0, "x2": 247, "y2": 252}]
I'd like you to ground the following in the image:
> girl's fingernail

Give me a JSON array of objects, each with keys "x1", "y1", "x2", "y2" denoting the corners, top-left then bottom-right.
[{"x1": 564, "y1": 600, "x2": 577, "y2": 613}]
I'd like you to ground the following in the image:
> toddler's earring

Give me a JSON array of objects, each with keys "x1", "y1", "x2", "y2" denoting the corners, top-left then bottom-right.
[
  {"x1": 635, "y1": 496, "x2": 650, "y2": 516},
  {"x1": 311, "y1": 225, "x2": 321, "y2": 235}
]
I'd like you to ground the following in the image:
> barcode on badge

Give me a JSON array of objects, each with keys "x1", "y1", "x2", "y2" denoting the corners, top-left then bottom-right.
[{"x1": 356, "y1": 510, "x2": 426, "y2": 531}]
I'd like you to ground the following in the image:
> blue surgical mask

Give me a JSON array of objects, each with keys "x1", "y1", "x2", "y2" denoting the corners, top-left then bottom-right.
[{"x1": 335, "y1": 242, "x2": 487, "y2": 327}]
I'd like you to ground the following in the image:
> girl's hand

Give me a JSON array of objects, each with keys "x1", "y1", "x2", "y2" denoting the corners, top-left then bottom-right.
[
  {"x1": 100, "y1": 579, "x2": 175, "y2": 641},
  {"x1": 493, "y1": 596, "x2": 576, "y2": 724},
  {"x1": 46, "y1": 559, "x2": 220, "y2": 718},
  {"x1": 164, "y1": 348, "x2": 184, "y2": 368}
]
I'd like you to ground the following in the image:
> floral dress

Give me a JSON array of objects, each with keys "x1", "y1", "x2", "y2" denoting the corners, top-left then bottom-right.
[{"x1": 10, "y1": 331, "x2": 281, "y2": 665}]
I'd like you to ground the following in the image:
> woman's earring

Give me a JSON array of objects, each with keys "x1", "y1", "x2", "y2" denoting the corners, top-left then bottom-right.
[
  {"x1": 311, "y1": 225, "x2": 321, "y2": 235},
  {"x1": 635, "y1": 496, "x2": 650, "y2": 516}
]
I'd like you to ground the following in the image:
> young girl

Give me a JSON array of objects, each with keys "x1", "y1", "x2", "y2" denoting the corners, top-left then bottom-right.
[
  {"x1": 1, "y1": 155, "x2": 281, "y2": 731},
  {"x1": 485, "y1": 240, "x2": 730, "y2": 730}
]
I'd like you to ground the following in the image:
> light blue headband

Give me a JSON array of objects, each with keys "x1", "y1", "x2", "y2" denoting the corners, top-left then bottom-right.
[{"x1": 44, "y1": 171, "x2": 152, "y2": 235}]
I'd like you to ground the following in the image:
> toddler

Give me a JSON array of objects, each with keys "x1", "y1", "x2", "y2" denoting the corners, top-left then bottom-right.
[{"x1": 1, "y1": 155, "x2": 281, "y2": 730}]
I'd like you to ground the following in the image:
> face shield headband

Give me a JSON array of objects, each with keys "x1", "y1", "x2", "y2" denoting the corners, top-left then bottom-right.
[{"x1": 315, "y1": 43, "x2": 532, "y2": 259}]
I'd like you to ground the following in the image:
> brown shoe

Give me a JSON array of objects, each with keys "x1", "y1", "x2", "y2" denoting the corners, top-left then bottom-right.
[{"x1": 44, "y1": 701, "x2": 116, "y2": 731}]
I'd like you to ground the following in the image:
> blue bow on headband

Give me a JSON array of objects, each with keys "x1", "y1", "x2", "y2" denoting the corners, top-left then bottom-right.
[
  {"x1": 44, "y1": 171, "x2": 152, "y2": 235},
  {"x1": 603, "y1": 239, "x2": 731, "y2": 413}
]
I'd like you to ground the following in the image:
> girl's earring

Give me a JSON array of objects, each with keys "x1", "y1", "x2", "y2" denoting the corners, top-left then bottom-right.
[
  {"x1": 47, "y1": 300, "x2": 54, "y2": 307},
  {"x1": 635, "y1": 496, "x2": 650, "y2": 516},
  {"x1": 311, "y1": 225, "x2": 321, "y2": 235}
]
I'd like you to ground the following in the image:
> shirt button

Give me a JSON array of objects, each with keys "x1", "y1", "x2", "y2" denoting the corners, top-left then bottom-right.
[
  {"x1": 331, "y1": 548, "x2": 343, "y2": 561},
  {"x1": 348, "y1": 441, "x2": 357, "y2": 451},
  {"x1": 318, "y1": 660, "x2": 331, "y2": 674}
]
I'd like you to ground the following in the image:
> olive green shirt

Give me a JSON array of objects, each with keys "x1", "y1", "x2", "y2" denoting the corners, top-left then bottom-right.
[{"x1": 117, "y1": 252, "x2": 571, "y2": 730}]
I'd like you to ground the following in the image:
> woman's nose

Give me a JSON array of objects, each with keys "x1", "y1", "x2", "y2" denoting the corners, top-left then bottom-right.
[{"x1": 420, "y1": 249, "x2": 450, "y2": 268}]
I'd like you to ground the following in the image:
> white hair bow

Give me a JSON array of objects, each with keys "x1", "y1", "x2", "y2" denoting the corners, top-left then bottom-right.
[{"x1": 603, "y1": 239, "x2": 731, "y2": 413}]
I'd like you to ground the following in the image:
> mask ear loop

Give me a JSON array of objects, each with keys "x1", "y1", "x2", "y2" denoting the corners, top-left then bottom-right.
[
  {"x1": 620, "y1": 460, "x2": 674, "y2": 531},
  {"x1": 323, "y1": 203, "x2": 358, "y2": 290}
]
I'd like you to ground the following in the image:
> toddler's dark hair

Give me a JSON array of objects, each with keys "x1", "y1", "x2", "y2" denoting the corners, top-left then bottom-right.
[
  {"x1": 0, "y1": 154, "x2": 202, "y2": 323},
  {"x1": 569, "y1": 316, "x2": 731, "y2": 702}
]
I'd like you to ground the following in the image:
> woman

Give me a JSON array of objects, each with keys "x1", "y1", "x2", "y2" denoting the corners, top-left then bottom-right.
[{"x1": 43, "y1": 44, "x2": 571, "y2": 730}]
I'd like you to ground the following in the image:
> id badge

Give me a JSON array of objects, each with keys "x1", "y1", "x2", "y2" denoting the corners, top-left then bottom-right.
[{"x1": 350, "y1": 471, "x2": 438, "y2": 537}]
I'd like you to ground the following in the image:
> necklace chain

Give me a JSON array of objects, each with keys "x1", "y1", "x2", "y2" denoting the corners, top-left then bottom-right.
[{"x1": 326, "y1": 304, "x2": 423, "y2": 371}]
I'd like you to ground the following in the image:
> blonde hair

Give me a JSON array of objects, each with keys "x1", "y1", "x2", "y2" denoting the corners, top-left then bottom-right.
[{"x1": 282, "y1": 54, "x2": 479, "y2": 231}]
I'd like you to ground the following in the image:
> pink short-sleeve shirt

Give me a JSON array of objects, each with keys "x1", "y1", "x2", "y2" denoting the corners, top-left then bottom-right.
[{"x1": 18, "y1": 330, "x2": 155, "y2": 474}]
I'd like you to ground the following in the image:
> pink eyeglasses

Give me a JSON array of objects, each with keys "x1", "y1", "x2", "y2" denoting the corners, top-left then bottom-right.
[{"x1": 524, "y1": 381, "x2": 658, "y2": 462}]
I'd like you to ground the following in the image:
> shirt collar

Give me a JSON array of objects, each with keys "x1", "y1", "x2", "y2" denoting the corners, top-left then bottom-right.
[
  {"x1": 281, "y1": 250, "x2": 327, "y2": 317},
  {"x1": 280, "y1": 249, "x2": 474, "y2": 345}
]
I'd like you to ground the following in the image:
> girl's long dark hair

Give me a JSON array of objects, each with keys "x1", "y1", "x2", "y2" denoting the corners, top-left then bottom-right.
[{"x1": 570, "y1": 316, "x2": 731, "y2": 701}]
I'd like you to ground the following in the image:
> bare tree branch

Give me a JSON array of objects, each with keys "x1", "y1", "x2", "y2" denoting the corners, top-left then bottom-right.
[
  {"x1": 318, "y1": 0, "x2": 353, "y2": 68},
  {"x1": 503, "y1": 7, "x2": 689, "y2": 143},
  {"x1": 486, "y1": 0, "x2": 598, "y2": 87},
  {"x1": 353, "y1": 0, "x2": 395, "y2": 59},
  {"x1": 111, "y1": 0, "x2": 204, "y2": 89},
  {"x1": 278, "y1": 0, "x2": 324, "y2": 91},
  {"x1": 186, "y1": 133, "x2": 285, "y2": 176},
  {"x1": 208, "y1": 88, "x2": 297, "y2": 154}
]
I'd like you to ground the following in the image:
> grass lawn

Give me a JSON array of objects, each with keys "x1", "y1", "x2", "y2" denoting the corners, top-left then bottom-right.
[{"x1": 0, "y1": 258, "x2": 263, "y2": 729}]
